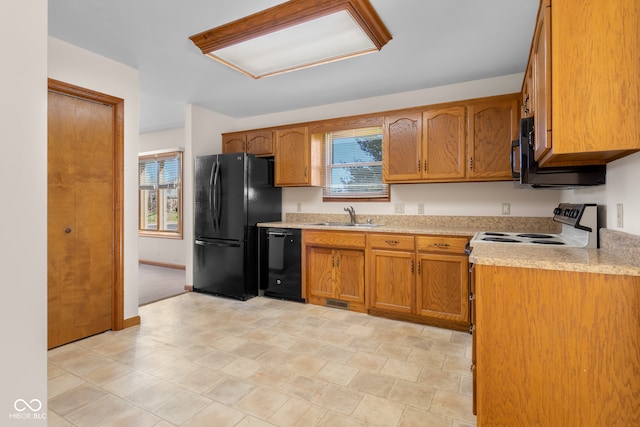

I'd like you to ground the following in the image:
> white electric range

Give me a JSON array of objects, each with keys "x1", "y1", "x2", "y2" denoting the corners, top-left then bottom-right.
[{"x1": 470, "y1": 203, "x2": 599, "y2": 248}]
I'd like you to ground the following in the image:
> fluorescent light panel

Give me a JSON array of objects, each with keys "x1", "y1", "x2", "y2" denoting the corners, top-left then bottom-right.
[
  {"x1": 189, "y1": 0, "x2": 392, "y2": 79},
  {"x1": 210, "y1": 11, "x2": 377, "y2": 78}
]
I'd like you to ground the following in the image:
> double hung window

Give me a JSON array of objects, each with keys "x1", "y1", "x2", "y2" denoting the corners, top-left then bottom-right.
[
  {"x1": 138, "y1": 149, "x2": 183, "y2": 237},
  {"x1": 322, "y1": 126, "x2": 388, "y2": 201}
]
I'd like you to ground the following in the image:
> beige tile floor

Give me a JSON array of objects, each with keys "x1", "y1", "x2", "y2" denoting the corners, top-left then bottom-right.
[{"x1": 48, "y1": 292, "x2": 476, "y2": 426}]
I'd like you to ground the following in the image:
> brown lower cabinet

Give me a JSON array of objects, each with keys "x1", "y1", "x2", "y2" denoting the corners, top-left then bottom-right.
[
  {"x1": 303, "y1": 230, "x2": 366, "y2": 313},
  {"x1": 303, "y1": 229, "x2": 471, "y2": 332},
  {"x1": 473, "y1": 264, "x2": 640, "y2": 426}
]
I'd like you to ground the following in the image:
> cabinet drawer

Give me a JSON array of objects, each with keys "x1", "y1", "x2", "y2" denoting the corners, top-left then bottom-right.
[
  {"x1": 303, "y1": 230, "x2": 366, "y2": 249},
  {"x1": 368, "y1": 234, "x2": 415, "y2": 251},
  {"x1": 416, "y1": 235, "x2": 469, "y2": 253}
]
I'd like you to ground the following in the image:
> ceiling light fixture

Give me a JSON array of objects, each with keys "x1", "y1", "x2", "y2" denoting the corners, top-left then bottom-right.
[{"x1": 189, "y1": 0, "x2": 392, "y2": 79}]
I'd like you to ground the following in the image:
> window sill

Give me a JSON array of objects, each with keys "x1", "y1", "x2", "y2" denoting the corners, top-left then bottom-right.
[{"x1": 138, "y1": 231, "x2": 183, "y2": 240}]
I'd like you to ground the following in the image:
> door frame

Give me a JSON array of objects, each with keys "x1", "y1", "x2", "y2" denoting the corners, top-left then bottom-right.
[{"x1": 48, "y1": 78, "x2": 126, "y2": 331}]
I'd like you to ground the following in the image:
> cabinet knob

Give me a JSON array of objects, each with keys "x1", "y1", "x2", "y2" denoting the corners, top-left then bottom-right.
[{"x1": 64, "y1": 227, "x2": 72, "y2": 234}]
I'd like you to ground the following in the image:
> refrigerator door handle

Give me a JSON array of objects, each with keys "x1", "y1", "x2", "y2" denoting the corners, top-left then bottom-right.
[
  {"x1": 195, "y1": 239, "x2": 242, "y2": 248},
  {"x1": 214, "y1": 158, "x2": 222, "y2": 230},
  {"x1": 209, "y1": 158, "x2": 217, "y2": 230}
]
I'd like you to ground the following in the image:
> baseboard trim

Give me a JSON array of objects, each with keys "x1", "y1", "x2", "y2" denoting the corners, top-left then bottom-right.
[
  {"x1": 122, "y1": 316, "x2": 141, "y2": 328},
  {"x1": 184, "y1": 284, "x2": 193, "y2": 292},
  {"x1": 139, "y1": 260, "x2": 186, "y2": 270}
]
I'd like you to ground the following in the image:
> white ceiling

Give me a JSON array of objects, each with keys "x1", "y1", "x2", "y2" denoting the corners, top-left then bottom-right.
[{"x1": 48, "y1": 0, "x2": 540, "y2": 133}]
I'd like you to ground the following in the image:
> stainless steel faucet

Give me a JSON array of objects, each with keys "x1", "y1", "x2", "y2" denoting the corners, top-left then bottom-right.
[{"x1": 344, "y1": 206, "x2": 356, "y2": 224}]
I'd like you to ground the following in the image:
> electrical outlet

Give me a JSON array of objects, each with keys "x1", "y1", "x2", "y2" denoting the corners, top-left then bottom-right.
[
  {"x1": 617, "y1": 203, "x2": 623, "y2": 227},
  {"x1": 296, "y1": 202, "x2": 301, "y2": 212},
  {"x1": 394, "y1": 203, "x2": 405, "y2": 214},
  {"x1": 417, "y1": 203, "x2": 425, "y2": 214},
  {"x1": 502, "y1": 202, "x2": 511, "y2": 215}
]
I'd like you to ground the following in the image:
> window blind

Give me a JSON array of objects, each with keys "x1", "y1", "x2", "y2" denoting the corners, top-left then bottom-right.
[{"x1": 322, "y1": 126, "x2": 388, "y2": 199}]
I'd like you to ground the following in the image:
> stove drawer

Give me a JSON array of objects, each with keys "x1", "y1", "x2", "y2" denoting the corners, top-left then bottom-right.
[{"x1": 416, "y1": 235, "x2": 469, "y2": 254}]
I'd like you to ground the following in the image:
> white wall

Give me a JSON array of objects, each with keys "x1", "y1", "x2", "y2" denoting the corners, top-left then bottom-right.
[
  {"x1": 565, "y1": 151, "x2": 640, "y2": 235},
  {"x1": 184, "y1": 105, "x2": 236, "y2": 286},
  {"x1": 48, "y1": 37, "x2": 141, "y2": 319},
  {"x1": 236, "y1": 73, "x2": 562, "y2": 219},
  {"x1": 139, "y1": 128, "x2": 188, "y2": 266},
  {"x1": 2, "y1": 1, "x2": 48, "y2": 424}
]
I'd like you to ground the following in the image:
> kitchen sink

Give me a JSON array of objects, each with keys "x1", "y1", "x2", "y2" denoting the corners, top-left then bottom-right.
[{"x1": 307, "y1": 222, "x2": 384, "y2": 228}]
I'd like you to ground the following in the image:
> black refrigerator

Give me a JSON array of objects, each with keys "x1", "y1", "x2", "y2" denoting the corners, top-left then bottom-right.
[{"x1": 193, "y1": 153, "x2": 281, "y2": 300}]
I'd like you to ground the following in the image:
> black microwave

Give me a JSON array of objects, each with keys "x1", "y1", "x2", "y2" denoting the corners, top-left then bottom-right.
[{"x1": 511, "y1": 117, "x2": 606, "y2": 188}]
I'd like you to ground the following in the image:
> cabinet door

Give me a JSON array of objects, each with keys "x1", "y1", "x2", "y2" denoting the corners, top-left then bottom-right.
[
  {"x1": 383, "y1": 112, "x2": 422, "y2": 182},
  {"x1": 423, "y1": 106, "x2": 466, "y2": 180},
  {"x1": 247, "y1": 130, "x2": 274, "y2": 156},
  {"x1": 222, "y1": 132, "x2": 246, "y2": 154},
  {"x1": 532, "y1": 0, "x2": 551, "y2": 162},
  {"x1": 335, "y1": 249, "x2": 365, "y2": 303},
  {"x1": 275, "y1": 126, "x2": 310, "y2": 186},
  {"x1": 522, "y1": 62, "x2": 534, "y2": 119},
  {"x1": 306, "y1": 246, "x2": 334, "y2": 299},
  {"x1": 368, "y1": 249, "x2": 414, "y2": 314},
  {"x1": 467, "y1": 96, "x2": 519, "y2": 180},
  {"x1": 416, "y1": 253, "x2": 469, "y2": 324}
]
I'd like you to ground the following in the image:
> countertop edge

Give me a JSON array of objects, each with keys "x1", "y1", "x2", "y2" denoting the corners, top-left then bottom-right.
[{"x1": 257, "y1": 222, "x2": 476, "y2": 237}]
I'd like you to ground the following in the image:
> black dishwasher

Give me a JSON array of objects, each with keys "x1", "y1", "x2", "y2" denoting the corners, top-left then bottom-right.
[{"x1": 264, "y1": 228, "x2": 304, "y2": 302}]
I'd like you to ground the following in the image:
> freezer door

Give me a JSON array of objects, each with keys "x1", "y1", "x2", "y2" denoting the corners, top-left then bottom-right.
[{"x1": 194, "y1": 239, "x2": 253, "y2": 300}]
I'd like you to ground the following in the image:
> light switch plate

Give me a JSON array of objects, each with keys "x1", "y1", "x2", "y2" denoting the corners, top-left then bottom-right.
[
  {"x1": 502, "y1": 202, "x2": 511, "y2": 215},
  {"x1": 394, "y1": 203, "x2": 405, "y2": 214},
  {"x1": 417, "y1": 203, "x2": 424, "y2": 214}
]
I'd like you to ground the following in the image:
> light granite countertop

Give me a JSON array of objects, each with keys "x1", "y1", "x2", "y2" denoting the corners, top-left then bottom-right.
[
  {"x1": 259, "y1": 214, "x2": 640, "y2": 276},
  {"x1": 258, "y1": 212, "x2": 560, "y2": 237},
  {"x1": 470, "y1": 228, "x2": 640, "y2": 276}
]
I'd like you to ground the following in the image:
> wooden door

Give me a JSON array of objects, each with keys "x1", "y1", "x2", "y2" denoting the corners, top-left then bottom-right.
[
  {"x1": 368, "y1": 249, "x2": 414, "y2": 314},
  {"x1": 335, "y1": 249, "x2": 365, "y2": 303},
  {"x1": 423, "y1": 106, "x2": 466, "y2": 180},
  {"x1": 47, "y1": 80, "x2": 124, "y2": 349},
  {"x1": 306, "y1": 246, "x2": 334, "y2": 299},
  {"x1": 416, "y1": 253, "x2": 469, "y2": 324},
  {"x1": 383, "y1": 112, "x2": 422, "y2": 182}
]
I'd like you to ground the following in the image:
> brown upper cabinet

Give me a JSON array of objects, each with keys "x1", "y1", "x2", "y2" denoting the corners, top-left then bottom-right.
[
  {"x1": 274, "y1": 126, "x2": 321, "y2": 187},
  {"x1": 466, "y1": 97, "x2": 520, "y2": 180},
  {"x1": 382, "y1": 112, "x2": 423, "y2": 182},
  {"x1": 222, "y1": 129, "x2": 274, "y2": 156},
  {"x1": 525, "y1": 0, "x2": 640, "y2": 166},
  {"x1": 423, "y1": 106, "x2": 466, "y2": 181},
  {"x1": 382, "y1": 93, "x2": 519, "y2": 184}
]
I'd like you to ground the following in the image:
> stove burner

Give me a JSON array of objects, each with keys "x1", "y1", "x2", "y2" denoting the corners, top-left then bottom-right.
[
  {"x1": 484, "y1": 232, "x2": 508, "y2": 236},
  {"x1": 531, "y1": 240, "x2": 565, "y2": 245},
  {"x1": 516, "y1": 233, "x2": 554, "y2": 239},
  {"x1": 481, "y1": 237, "x2": 522, "y2": 243}
]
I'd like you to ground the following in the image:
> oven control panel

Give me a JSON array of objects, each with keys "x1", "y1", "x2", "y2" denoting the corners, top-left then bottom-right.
[{"x1": 552, "y1": 203, "x2": 597, "y2": 231}]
